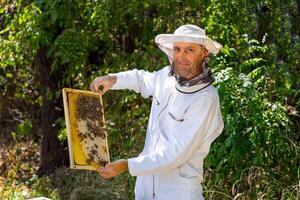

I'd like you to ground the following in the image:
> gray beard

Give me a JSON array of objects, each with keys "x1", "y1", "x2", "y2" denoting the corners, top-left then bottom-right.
[{"x1": 169, "y1": 58, "x2": 214, "y2": 87}]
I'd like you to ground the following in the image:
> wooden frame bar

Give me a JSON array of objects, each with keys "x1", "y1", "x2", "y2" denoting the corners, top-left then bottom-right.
[{"x1": 62, "y1": 88, "x2": 110, "y2": 171}]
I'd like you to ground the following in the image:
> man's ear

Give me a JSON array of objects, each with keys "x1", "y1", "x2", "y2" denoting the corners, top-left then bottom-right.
[{"x1": 203, "y1": 48, "x2": 209, "y2": 57}]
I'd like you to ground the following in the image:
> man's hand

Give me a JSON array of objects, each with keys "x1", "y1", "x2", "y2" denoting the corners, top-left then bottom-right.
[
  {"x1": 89, "y1": 75, "x2": 117, "y2": 94},
  {"x1": 97, "y1": 159, "x2": 128, "y2": 179}
]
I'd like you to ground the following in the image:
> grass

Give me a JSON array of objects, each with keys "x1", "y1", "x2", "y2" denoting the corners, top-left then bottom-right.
[
  {"x1": 0, "y1": 135, "x2": 58, "y2": 200},
  {"x1": 1, "y1": 166, "x2": 132, "y2": 200},
  {"x1": 203, "y1": 166, "x2": 300, "y2": 200},
  {"x1": 1, "y1": 135, "x2": 299, "y2": 200},
  {"x1": 0, "y1": 135, "x2": 134, "y2": 200},
  {"x1": 53, "y1": 167, "x2": 130, "y2": 200}
]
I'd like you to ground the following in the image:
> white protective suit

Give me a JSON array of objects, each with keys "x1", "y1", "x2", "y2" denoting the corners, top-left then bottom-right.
[{"x1": 111, "y1": 65, "x2": 224, "y2": 200}]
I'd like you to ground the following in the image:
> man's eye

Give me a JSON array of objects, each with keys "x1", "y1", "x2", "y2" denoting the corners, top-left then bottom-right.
[
  {"x1": 173, "y1": 48, "x2": 180, "y2": 52},
  {"x1": 187, "y1": 48, "x2": 194, "y2": 52}
]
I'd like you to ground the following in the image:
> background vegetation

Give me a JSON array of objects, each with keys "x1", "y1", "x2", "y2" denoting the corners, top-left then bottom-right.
[{"x1": 0, "y1": 0, "x2": 299, "y2": 199}]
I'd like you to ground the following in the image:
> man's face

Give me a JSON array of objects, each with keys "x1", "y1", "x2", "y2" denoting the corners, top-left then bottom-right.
[{"x1": 173, "y1": 42, "x2": 208, "y2": 80}]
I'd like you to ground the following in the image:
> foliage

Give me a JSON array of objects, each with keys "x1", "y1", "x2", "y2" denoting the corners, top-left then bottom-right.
[
  {"x1": 53, "y1": 167, "x2": 127, "y2": 200},
  {"x1": 0, "y1": 137, "x2": 58, "y2": 200},
  {"x1": 204, "y1": 42, "x2": 299, "y2": 199}
]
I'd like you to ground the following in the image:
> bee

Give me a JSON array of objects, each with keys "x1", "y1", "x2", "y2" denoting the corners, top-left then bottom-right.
[
  {"x1": 99, "y1": 159, "x2": 108, "y2": 167},
  {"x1": 91, "y1": 148, "x2": 97, "y2": 155},
  {"x1": 76, "y1": 95, "x2": 103, "y2": 121},
  {"x1": 88, "y1": 153, "x2": 95, "y2": 160},
  {"x1": 82, "y1": 134, "x2": 88, "y2": 139},
  {"x1": 99, "y1": 120, "x2": 104, "y2": 126},
  {"x1": 86, "y1": 157, "x2": 92, "y2": 164},
  {"x1": 78, "y1": 131, "x2": 84, "y2": 141}
]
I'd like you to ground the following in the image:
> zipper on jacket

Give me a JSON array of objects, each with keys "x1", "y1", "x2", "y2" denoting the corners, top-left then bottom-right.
[
  {"x1": 153, "y1": 175, "x2": 155, "y2": 199},
  {"x1": 152, "y1": 92, "x2": 172, "y2": 151},
  {"x1": 151, "y1": 91, "x2": 173, "y2": 199}
]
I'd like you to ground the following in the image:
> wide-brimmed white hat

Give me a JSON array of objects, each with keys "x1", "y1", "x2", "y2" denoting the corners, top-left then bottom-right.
[{"x1": 155, "y1": 24, "x2": 223, "y2": 63}]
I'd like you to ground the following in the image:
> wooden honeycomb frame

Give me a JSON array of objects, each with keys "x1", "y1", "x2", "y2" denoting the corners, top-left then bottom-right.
[{"x1": 62, "y1": 88, "x2": 110, "y2": 170}]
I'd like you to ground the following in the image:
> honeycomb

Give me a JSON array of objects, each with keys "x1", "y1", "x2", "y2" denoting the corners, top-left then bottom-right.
[{"x1": 62, "y1": 88, "x2": 110, "y2": 170}]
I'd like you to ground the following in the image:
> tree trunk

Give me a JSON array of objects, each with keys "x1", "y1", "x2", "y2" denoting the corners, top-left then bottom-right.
[{"x1": 34, "y1": 46, "x2": 68, "y2": 176}]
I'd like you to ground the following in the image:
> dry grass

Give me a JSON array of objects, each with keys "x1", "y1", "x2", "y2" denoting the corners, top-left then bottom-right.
[
  {"x1": 203, "y1": 166, "x2": 300, "y2": 200},
  {"x1": 0, "y1": 135, "x2": 132, "y2": 200}
]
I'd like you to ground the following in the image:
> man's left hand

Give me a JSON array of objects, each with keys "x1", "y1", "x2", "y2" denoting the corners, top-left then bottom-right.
[{"x1": 97, "y1": 159, "x2": 128, "y2": 179}]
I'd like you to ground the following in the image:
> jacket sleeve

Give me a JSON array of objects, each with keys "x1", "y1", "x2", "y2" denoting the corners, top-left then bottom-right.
[
  {"x1": 127, "y1": 95, "x2": 224, "y2": 176},
  {"x1": 110, "y1": 69, "x2": 156, "y2": 98}
]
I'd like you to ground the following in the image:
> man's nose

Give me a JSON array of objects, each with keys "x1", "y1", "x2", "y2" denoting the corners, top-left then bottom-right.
[{"x1": 176, "y1": 51, "x2": 186, "y2": 60}]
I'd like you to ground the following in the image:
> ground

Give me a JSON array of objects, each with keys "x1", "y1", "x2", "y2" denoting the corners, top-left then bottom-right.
[{"x1": 0, "y1": 134, "x2": 131, "y2": 200}]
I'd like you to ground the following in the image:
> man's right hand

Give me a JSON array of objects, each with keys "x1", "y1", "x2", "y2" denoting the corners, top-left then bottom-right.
[{"x1": 89, "y1": 75, "x2": 117, "y2": 94}]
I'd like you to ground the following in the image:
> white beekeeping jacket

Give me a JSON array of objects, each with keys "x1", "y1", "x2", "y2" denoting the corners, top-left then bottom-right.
[{"x1": 111, "y1": 66, "x2": 224, "y2": 200}]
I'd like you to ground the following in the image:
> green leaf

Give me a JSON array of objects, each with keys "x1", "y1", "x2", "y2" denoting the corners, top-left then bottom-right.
[
  {"x1": 17, "y1": 119, "x2": 33, "y2": 137},
  {"x1": 5, "y1": 73, "x2": 13, "y2": 78}
]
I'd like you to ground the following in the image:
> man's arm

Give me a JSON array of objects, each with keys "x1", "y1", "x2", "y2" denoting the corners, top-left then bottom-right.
[
  {"x1": 90, "y1": 69, "x2": 156, "y2": 98},
  {"x1": 90, "y1": 75, "x2": 117, "y2": 94},
  {"x1": 97, "y1": 159, "x2": 128, "y2": 179},
  {"x1": 97, "y1": 95, "x2": 223, "y2": 179},
  {"x1": 127, "y1": 95, "x2": 224, "y2": 176}
]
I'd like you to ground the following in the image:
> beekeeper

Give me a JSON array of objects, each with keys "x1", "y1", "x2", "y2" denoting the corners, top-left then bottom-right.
[{"x1": 90, "y1": 24, "x2": 224, "y2": 200}]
